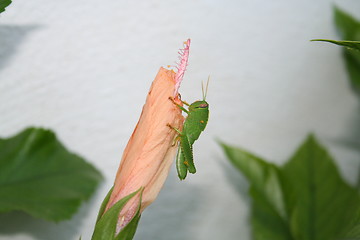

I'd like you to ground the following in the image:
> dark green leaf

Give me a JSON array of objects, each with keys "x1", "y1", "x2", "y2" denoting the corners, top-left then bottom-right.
[
  {"x1": 341, "y1": 209, "x2": 360, "y2": 239},
  {"x1": 311, "y1": 39, "x2": 360, "y2": 51},
  {"x1": 0, "y1": 0, "x2": 11, "y2": 14},
  {"x1": 334, "y1": 7, "x2": 360, "y2": 96},
  {"x1": 344, "y1": 50, "x2": 360, "y2": 96},
  {"x1": 334, "y1": 7, "x2": 360, "y2": 40},
  {"x1": 0, "y1": 127, "x2": 103, "y2": 221},
  {"x1": 220, "y1": 135, "x2": 360, "y2": 240},
  {"x1": 92, "y1": 188, "x2": 142, "y2": 240}
]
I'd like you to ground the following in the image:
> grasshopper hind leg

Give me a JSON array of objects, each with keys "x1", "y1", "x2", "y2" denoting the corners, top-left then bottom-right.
[
  {"x1": 176, "y1": 148, "x2": 188, "y2": 180},
  {"x1": 180, "y1": 134, "x2": 196, "y2": 174}
]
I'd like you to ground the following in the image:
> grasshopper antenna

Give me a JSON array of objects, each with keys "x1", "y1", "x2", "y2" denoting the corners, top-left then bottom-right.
[{"x1": 202, "y1": 76, "x2": 210, "y2": 101}]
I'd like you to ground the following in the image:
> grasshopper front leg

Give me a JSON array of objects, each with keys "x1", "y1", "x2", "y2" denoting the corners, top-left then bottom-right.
[{"x1": 169, "y1": 96, "x2": 189, "y2": 114}]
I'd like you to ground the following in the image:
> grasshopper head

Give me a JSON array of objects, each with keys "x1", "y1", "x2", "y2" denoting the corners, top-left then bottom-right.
[{"x1": 189, "y1": 100, "x2": 209, "y2": 111}]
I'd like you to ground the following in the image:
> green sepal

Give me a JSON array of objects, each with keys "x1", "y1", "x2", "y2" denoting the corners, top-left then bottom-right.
[
  {"x1": 115, "y1": 190, "x2": 143, "y2": 240},
  {"x1": 95, "y1": 186, "x2": 114, "y2": 223},
  {"x1": 92, "y1": 187, "x2": 143, "y2": 240}
]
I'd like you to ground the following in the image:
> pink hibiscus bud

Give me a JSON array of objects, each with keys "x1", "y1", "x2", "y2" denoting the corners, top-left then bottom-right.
[{"x1": 104, "y1": 39, "x2": 191, "y2": 231}]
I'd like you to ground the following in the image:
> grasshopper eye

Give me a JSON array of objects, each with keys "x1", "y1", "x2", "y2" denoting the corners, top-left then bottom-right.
[{"x1": 197, "y1": 103, "x2": 208, "y2": 108}]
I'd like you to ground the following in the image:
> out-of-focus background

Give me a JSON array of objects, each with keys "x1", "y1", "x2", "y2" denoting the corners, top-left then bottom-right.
[{"x1": 0, "y1": 0, "x2": 359, "y2": 239}]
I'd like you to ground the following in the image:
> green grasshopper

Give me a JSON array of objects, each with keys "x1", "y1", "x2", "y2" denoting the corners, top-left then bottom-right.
[{"x1": 168, "y1": 81, "x2": 209, "y2": 180}]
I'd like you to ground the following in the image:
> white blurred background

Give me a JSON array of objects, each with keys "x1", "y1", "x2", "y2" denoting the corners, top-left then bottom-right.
[{"x1": 0, "y1": 0, "x2": 359, "y2": 239}]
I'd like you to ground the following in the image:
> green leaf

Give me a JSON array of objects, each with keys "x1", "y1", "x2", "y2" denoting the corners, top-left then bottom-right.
[
  {"x1": 0, "y1": 127, "x2": 103, "y2": 221},
  {"x1": 311, "y1": 39, "x2": 360, "y2": 51},
  {"x1": 220, "y1": 135, "x2": 360, "y2": 240},
  {"x1": 0, "y1": 0, "x2": 11, "y2": 14},
  {"x1": 220, "y1": 142, "x2": 293, "y2": 240},
  {"x1": 313, "y1": 7, "x2": 360, "y2": 96},
  {"x1": 92, "y1": 188, "x2": 142, "y2": 240},
  {"x1": 283, "y1": 135, "x2": 360, "y2": 240}
]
